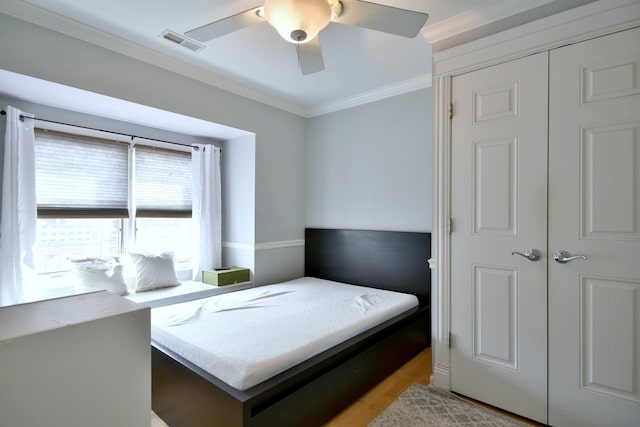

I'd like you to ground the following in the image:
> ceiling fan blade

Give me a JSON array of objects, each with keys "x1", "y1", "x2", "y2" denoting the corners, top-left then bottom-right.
[
  {"x1": 334, "y1": 0, "x2": 428, "y2": 38},
  {"x1": 298, "y1": 37, "x2": 325, "y2": 75},
  {"x1": 186, "y1": 6, "x2": 265, "y2": 42}
]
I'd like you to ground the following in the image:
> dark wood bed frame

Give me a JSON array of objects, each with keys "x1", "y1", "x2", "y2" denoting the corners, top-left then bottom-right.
[{"x1": 152, "y1": 228, "x2": 431, "y2": 427}]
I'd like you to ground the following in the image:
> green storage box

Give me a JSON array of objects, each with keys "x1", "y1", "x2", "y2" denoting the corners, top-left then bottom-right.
[{"x1": 202, "y1": 267, "x2": 250, "y2": 286}]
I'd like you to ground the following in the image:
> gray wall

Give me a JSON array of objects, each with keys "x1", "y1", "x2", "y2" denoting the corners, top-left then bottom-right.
[
  {"x1": 0, "y1": 12, "x2": 306, "y2": 285},
  {"x1": 0, "y1": 12, "x2": 433, "y2": 286},
  {"x1": 307, "y1": 88, "x2": 433, "y2": 232},
  {"x1": 221, "y1": 134, "x2": 256, "y2": 273}
]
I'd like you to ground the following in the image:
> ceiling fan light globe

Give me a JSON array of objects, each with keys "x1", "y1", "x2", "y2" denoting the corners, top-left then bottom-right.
[{"x1": 264, "y1": 0, "x2": 331, "y2": 44}]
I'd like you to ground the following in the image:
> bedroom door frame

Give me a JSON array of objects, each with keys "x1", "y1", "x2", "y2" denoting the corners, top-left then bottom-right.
[{"x1": 430, "y1": 0, "x2": 640, "y2": 391}]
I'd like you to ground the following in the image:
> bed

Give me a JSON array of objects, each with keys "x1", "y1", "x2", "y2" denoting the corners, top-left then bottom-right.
[{"x1": 151, "y1": 228, "x2": 431, "y2": 427}]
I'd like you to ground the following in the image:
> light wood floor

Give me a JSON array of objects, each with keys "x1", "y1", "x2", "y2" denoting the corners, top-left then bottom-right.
[
  {"x1": 324, "y1": 347, "x2": 543, "y2": 427},
  {"x1": 324, "y1": 347, "x2": 432, "y2": 426},
  {"x1": 153, "y1": 346, "x2": 544, "y2": 426}
]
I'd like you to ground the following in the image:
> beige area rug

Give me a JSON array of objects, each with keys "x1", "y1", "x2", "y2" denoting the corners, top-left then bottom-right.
[{"x1": 369, "y1": 384, "x2": 531, "y2": 427}]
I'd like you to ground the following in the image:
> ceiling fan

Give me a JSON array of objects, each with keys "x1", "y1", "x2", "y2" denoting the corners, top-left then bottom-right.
[{"x1": 185, "y1": 0, "x2": 429, "y2": 75}]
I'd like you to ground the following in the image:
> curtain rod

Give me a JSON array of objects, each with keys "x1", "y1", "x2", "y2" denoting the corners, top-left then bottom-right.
[{"x1": 0, "y1": 109, "x2": 201, "y2": 150}]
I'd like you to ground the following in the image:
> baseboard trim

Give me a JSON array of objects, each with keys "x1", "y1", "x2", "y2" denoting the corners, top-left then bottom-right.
[{"x1": 431, "y1": 364, "x2": 451, "y2": 390}]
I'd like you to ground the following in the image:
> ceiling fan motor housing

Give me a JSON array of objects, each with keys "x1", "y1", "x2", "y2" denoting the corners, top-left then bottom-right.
[
  {"x1": 264, "y1": 0, "x2": 331, "y2": 43},
  {"x1": 290, "y1": 29, "x2": 307, "y2": 42}
]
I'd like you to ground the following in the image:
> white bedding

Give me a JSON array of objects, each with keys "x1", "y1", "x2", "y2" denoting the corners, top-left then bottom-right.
[{"x1": 151, "y1": 277, "x2": 418, "y2": 391}]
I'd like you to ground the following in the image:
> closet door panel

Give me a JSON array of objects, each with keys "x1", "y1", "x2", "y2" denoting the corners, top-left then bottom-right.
[
  {"x1": 548, "y1": 26, "x2": 640, "y2": 427},
  {"x1": 450, "y1": 52, "x2": 548, "y2": 424}
]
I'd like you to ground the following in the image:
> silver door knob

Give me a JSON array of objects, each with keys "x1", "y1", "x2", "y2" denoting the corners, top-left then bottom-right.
[
  {"x1": 511, "y1": 249, "x2": 541, "y2": 261},
  {"x1": 553, "y1": 250, "x2": 587, "y2": 264}
]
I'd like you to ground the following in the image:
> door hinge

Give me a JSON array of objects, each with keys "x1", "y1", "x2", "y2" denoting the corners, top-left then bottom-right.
[
  {"x1": 447, "y1": 217, "x2": 453, "y2": 234},
  {"x1": 449, "y1": 102, "x2": 453, "y2": 119},
  {"x1": 448, "y1": 332, "x2": 452, "y2": 348}
]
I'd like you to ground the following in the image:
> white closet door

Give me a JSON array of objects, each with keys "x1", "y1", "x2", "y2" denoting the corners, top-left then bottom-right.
[
  {"x1": 548, "y1": 27, "x2": 640, "y2": 427},
  {"x1": 450, "y1": 52, "x2": 549, "y2": 424}
]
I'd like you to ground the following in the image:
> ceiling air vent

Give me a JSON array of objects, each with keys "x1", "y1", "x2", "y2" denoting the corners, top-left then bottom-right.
[{"x1": 161, "y1": 30, "x2": 206, "y2": 52}]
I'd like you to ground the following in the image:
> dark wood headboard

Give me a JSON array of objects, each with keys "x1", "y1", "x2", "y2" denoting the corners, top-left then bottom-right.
[{"x1": 304, "y1": 228, "x2": 431, "y2": 306}]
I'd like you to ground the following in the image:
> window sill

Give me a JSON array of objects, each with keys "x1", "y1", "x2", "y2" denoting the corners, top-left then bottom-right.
[{"x1": 124, "y1": 280, "x2": 252, "y2": 308}]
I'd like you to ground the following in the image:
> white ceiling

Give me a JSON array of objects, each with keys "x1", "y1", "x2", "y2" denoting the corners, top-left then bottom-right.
[{"x1": 1, "y1": 0, "x2": 596, "y2": 118}]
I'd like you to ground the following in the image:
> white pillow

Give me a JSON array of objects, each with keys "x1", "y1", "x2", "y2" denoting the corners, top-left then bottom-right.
[
  {"x1": 70, "y1": 257, "x2": 129, "y2": 296},
  {"x1": 129, "y1": 252, "x2": 181, "y2": 292}
]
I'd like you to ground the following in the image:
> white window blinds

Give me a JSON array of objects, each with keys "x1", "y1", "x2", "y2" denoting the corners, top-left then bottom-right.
[
  {"x1": 34, "y1": 129, "x2": 129, "y2": 217},
  {"x1": 134, "y1": 145, "x2": 192, "y2": 217}
]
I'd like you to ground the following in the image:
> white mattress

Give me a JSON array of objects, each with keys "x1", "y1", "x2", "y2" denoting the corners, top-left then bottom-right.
[{"x1": 151, "y1": 277, "x2": 418, "y2": 391}]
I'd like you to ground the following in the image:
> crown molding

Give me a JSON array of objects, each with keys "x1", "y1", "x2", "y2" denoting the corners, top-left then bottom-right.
[
  {"x1": 433, "y1": 0, "x2": 640, "y2": 77},
  {"x1": 1, "y1": 0, "x2": 434, "y2": 119},
  {"x1": 0, "y1": 0, "x2": 308, "y2": 116},
  {"x1": 305, "y1": 73, "x2": 433, "y2": 117},
  {"x1": 421, "y1": 0, "x2": 558, "y2": 43}
]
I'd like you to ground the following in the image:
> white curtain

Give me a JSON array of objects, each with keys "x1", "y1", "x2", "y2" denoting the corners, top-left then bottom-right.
[
  {"x1": 0, "y1": 106, "x2": 37, "y2": 306},
  {"x1": 191, "y1": 144, "x2": 222, "y2": 281}
]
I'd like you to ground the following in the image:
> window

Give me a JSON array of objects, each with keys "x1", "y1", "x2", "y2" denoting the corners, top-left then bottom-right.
[
  {"x1": 33, "y1": 128, "x2": 192, "y2": 286},
  {"x1": 133, "y1": 144, "x2": 192, "y2": 267}
]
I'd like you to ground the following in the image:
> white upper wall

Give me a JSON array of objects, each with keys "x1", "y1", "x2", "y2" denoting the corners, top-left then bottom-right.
[{"x1": 307, "y1": 88, "x2": 433, "y2": 232}]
